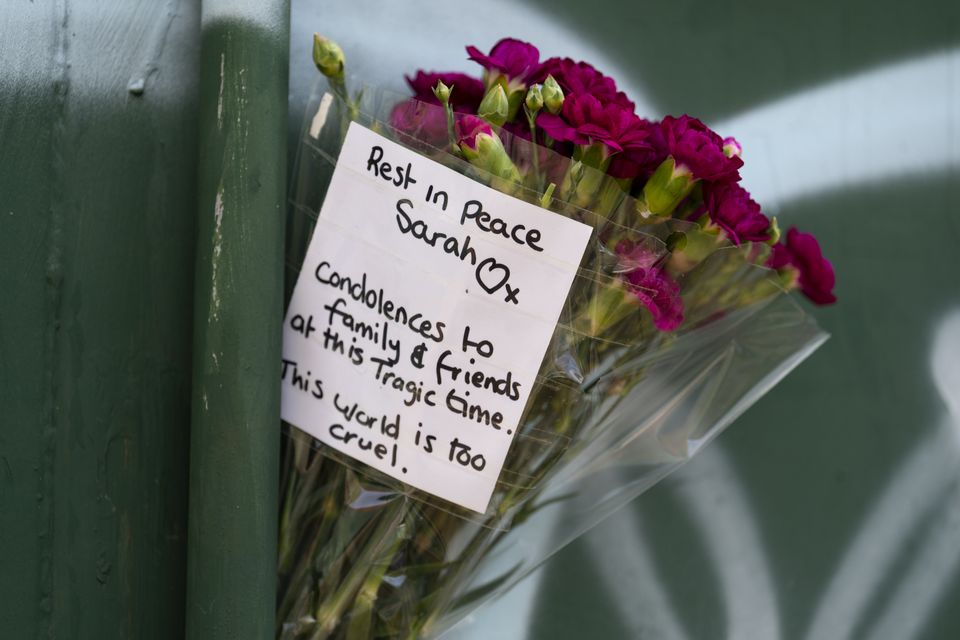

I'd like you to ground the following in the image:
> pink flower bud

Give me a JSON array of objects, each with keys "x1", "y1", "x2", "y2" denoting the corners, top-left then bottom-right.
[{"x1": 722, "y1": 136, "x2": 743, "y2": 158}]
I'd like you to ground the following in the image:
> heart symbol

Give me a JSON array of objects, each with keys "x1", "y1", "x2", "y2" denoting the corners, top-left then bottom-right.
[{"x1": 475, "y1": 257, "x2": 511, "y2": 295}]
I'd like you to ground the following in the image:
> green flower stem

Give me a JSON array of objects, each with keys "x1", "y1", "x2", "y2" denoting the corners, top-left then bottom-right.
[
  {"x1": 559, "y1": 160, "x2": 585, "y2": 205},
  {"x1": 538, "y1": 182, "x2": 557, "y2": 210},
  {"x1": 573, "y1": 281, "x2": 638, "y2": 338},
  {"x1": 313, "y1": 498, "x2": 407, "y2": 638},
  {"x1": 344, "y1": 515, "x2": 409, "y2": 640},
  {"x1": 277, "y1": 463, "x2": 346, "y2": 634},
  {"x1": 413, "y1": 527, "x2": 498, "y2": 639},
  {"x1": 524, "y1": 107, "x2": 542, "y2": 193},
  {"x1": 325, "y1": 77, "x2": 361, "y2": 142},
  {"x1": 561, "y1": 144, "x2": 613, "y2": 210},
  {"x1": 277, "y1": 466, "x2": 299, "y2": 573},
  {"x1": 444, "y1": 101, "x2": 457, "y2": 154},
  {"x1": 594, "y1": 177, "x2": 631, "y2": 219}
]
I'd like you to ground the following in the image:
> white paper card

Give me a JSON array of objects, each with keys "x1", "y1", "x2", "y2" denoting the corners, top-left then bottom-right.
[{"x1": 282, "y1": 122, "x2": 591, "y2": 513}]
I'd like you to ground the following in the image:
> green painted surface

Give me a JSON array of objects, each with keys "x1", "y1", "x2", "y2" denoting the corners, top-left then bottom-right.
[
  {"x1": 184, "y1": 2, "x2": 290, "y2": 638},
  {"x1": 0, "y1": 1, "x2": 291, "y2": 637},
  {"x1": 0, "y1": 1, "x2": 199, "y2": 638}
]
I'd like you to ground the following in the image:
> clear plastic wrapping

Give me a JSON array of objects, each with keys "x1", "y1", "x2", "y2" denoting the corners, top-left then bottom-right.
[{"x1": 277, "y1": 83, "x2": 827, "y2": 639}]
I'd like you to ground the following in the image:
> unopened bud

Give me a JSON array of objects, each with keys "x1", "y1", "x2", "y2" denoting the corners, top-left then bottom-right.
[
  {"x1": 722, "y1": 136, "x2": 742, "y2": 158},
  {"x1": 638, "y1": 156, "x2": 696, "y2": 218},
  {"x1": 542, "y1": 75, "x2": 564, "y2": 114},
  {"x1": 458, "y1": 116, "x2": 521, "y2": 183},
  {"x1": 524, "y1": 84, "x2": 544, "y2": 113},
  {"x1": 478, "y1": 84, "x2": 510, "y2": 127},
  {"x1": 766, "y1": 216, "x2": 781, "y2": 245},
  {"x1": 432, "y1": 80, "x2": 451, "y2": 105},
  {"x1": 313, "y1": 34, "x2": 345, "y2": 80}
]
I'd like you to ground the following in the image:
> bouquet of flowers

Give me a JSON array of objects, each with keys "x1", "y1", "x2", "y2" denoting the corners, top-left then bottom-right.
[{"x1": 277, "y1": 36, "x2": 835, "y2": 639}]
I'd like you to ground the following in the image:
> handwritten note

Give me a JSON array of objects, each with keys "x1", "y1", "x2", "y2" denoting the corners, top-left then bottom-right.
[{"x1": 282, "y1": 122, "x2": 591, "y2": 513}]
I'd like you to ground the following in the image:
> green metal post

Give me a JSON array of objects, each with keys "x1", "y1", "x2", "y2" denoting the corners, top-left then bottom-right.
[{"x1": 185, "y1": 1, "x2": 290, "y2": 638}]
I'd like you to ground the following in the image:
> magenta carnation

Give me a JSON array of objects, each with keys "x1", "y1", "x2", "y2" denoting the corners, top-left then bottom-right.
[
  {"x1": 537, "y1": 94, "x2": 650, "y2": 155},
  {"x1": 662, "y1": 115, "x2": 743, "y2": 183},
  {"x1": 389, "y1": 99, "x2": 449, "y2": 147},
  {"x1": 455, "y1": 114, "x2": 494, "y2": 151},
  {"x1": 623, "y1": 266, "x2": 684, "y2": 331},
  {"x1": 466, "y1": 38, "x2": 541, "y2": 82},
  {"x1": 768, "y1": 227, "x2": 837, "y2": 305},
  {"x1": 704, "y1": 182, "x2": 770, "y2": 245},
  {"x1": 406, "y1": 71, "x2": 485, "y2": 110},
  {"x1": 607, "y1": 118, "x2": 665, "y2": 178},
  {"x1": 535, "y1": 57, "x2": 634, "y2": 110},
  {"x1": 613, "y1": 237, "x2": 661, "y2": 271}
]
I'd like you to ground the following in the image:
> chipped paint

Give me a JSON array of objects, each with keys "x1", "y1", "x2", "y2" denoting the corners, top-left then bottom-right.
[
  {"x1": 209, "y1": 187, "x2": 225, "y2": 323},
  {"x1": 126, "y1": 0, "x2": 181, "y2": 95},
  {"x1": 217, "y1": 52, "x2": 225, "y2": 129}
]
